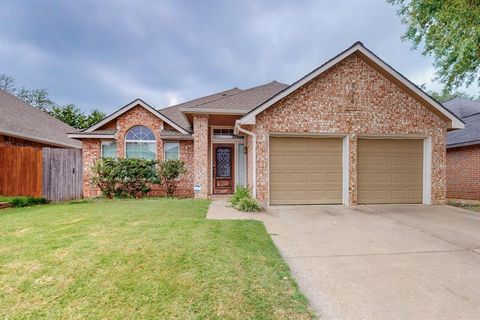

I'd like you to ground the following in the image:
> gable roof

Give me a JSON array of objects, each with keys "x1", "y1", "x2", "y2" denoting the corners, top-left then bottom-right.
[
  {"x1": 180, "y1": 81, "x2": 288, "y2": 113},
  {"x1": 158, "y1": 81, "x2": 288, "y2": 131},
  {"x1": 159, "y1": 88, "x2": 242, "y2": 131},
  {"x1": 0, "y1": 89, "x2": 82, "y2": 148},
  {"x1": 444, "y1": 97, "x2": 480, "y2": 148},
  {"x1": 238, "y1": 42, "x2": 464, "y2": 130},
  {"x1": 83, "y1": 98, "x2": 190, "y2": 135}
]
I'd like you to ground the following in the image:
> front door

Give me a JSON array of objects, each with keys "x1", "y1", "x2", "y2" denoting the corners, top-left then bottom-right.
[{"x1": 213, "y1": 144, "x2": 234, "y2": 194}]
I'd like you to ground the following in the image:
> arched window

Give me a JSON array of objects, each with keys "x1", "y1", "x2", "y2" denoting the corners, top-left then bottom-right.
[{"x1": 125, "y1": 126, "x2": 156, "y2": 160}]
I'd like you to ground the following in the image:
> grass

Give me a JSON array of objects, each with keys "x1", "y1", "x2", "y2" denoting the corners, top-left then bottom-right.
[
  {"x1": 0, "y1": 198, "x2": 314, "y2": 319},
  {"x1": 0, "y1": 196, "x2": 27, "y2": 203},
  {"x1": 453, "y1": 204, "x2": 480, "y2": 213}
]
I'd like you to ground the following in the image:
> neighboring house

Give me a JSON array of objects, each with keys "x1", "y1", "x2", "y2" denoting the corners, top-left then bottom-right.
[
  {"x1": 69, "y1": 42, "x2": 463, "y2": 205},
  {"x1": 0, "y1": 89, "x2": 81, "y2": 149},
  {"x1": 443, "y1": 97, "x2": 480, "y2": 200}
]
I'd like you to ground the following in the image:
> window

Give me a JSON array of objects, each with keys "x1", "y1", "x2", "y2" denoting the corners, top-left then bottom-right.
[
  {"x1": 125, "y1": 126, "x2": 156, "y2": 160},
  {"x1": 101, "y1": 141, "x2": 117, "y2": 158},
  {"x1": 212, "y1": 128, "x2": 241, "y2": 139},
  {"x1": 164, "y1": 142, "x2": 180, "y2": 160}
]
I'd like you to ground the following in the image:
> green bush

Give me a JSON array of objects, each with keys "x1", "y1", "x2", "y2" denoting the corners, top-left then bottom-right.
[
  {"x1": 229, "y1": 186, "x2": 262, "y2": 212},
  {"x1": 158, "y1": 160, "x2": 186, "y2": 197},
  {"x1": 229, "y1": 186, "x2": 251, "y2": 207},
  {"x1": 91, "y1": 158, "x2": 160, "y2": 199},
  {"x1": 10, "y1": 197, "x2": 48, "y2": 207},
  {"x1": 235, "y1": 197, "x2": 262, "y2": 212}
]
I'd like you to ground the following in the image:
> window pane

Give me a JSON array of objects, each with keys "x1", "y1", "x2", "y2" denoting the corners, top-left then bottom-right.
[
  {"x1": 102, "y1": 141, "x2": 117, "y2": 158},
  {"x1": 237, "y1": 144, "x2": 246, "y2": 187},
  {"x1": 126, "y1": 126, "x2": 155, "y2": 141},
  {"x1": 164, "y1": 142, "x2": 179, "y2": 160},
  {"x1": 126, "y1": 142, "x2": 156, "y2": 160}
]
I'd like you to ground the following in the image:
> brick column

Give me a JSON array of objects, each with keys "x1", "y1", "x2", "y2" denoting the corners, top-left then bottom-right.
[
  {"x1": 82, "y1": 139, "x2": 101, "y2": 198},
  {"x1": 193, "y1": 115, "x2": 209, "y2": 199}
]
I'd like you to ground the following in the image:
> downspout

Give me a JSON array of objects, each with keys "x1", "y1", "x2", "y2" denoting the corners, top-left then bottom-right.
[{"x1": 235, "y1": 121, "x2": 257, "y2": 199}]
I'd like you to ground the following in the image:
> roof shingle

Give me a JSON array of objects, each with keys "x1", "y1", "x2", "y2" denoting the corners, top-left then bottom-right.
[
  {"x1": 0, "y1": 89, "x2": 82, "y2": 148},
  {"x1": 158, "y1": 81, "x2": 288, "y2": 131},
  {"x1": 444, "y1": 97, "x2": 480, "y2": 147}
]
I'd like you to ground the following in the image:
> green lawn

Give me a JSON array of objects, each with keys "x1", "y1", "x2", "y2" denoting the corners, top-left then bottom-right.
[
  {"x1": 0, "y1": 196, "x2": 27, "y2": 203},
  {"x1": 0, "y1": 198, "x2": 314, "y2": 319}
]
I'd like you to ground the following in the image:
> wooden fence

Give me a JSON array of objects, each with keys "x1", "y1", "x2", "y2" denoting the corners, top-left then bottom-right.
[
  {"x1": 0, "y1": 146, "x2": 82, "y2": 201},
  {"x1": 0, "y1": 145, "x2": 43, "y2": 197},
  {"x1": 43, "y1": 148, "x2": 83, "y2": 202}
]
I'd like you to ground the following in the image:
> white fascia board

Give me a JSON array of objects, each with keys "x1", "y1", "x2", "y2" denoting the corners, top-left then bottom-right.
[
  {"x1": 85, "y1": 99, "x2": 189, "y2": 134},
  {"x1": 240, "y1": 43, "x2": 464, "y2": 130}
]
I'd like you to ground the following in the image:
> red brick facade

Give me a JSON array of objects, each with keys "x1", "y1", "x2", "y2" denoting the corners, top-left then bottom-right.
[
  {"x1": 447, "y1": 145, "x2": 480, "y2": 200},
  {"x1": 81, "y1": 105, "x2": 194, "y2": 198},
  {"x1": 252, "y1": 54, "x2": 447, "y2": 205}
]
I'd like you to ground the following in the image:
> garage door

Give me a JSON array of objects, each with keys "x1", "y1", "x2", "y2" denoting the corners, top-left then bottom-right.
[
  {"x1": 358, "y1": 139, "x2": 423, "y2": 204},
  {"x1": 269, "y1": 137, "x2": 343, "y2": 205}
]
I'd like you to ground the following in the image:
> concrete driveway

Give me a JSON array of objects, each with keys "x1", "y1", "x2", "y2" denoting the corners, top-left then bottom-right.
[
  {"x1": 260, "y1": 204, "x2": 480, "y2": 319},
  {"x1": 208, "y1": 200, "x2": 480, "y2": 319}
]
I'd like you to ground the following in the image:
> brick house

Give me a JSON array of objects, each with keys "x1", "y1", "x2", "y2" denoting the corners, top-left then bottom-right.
[
  {"x1": 443, "y1": 98, "x2": 480, "y2": 200},
  {"x1": 69, "y1": 42, "x2": 463, "y2": 205}
]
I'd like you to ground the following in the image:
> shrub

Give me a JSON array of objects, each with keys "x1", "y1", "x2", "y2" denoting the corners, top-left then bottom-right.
[
  {"x1": 10, "y1": 197, "x2": 48, "y2": 207},
  {"x1": 91, "y1": 158, "x2": 160, "y2": 199},
  {"x1": 229, "y1": 186, "x2": 262, "y2": 212},
  {"x1": 235, "y1": 197, "x2": 262, "y2": 212},
  {"x1": 229, "y1": 186, "x2": 250, "y2": 207},
  {"x1": 158, "y1": 160, "x2": 186, "y2": 197}
]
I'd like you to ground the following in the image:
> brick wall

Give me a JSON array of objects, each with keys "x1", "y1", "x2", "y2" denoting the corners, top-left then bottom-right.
[
  {"x1": 82, "y1": 139, "x2": 101, "y2": 197},
  {"x1": 447, "y1": 145, "x2": 480, "y2": 200},
  {"x1": 253, "y1": 53, "x2": 447, "y2": 205},
  {"x1": 81, "y1": 104, "x2": 194, "y2": 198},
  {"x1": 193, "y1": 115, "x2": 209, "y2": 199}
]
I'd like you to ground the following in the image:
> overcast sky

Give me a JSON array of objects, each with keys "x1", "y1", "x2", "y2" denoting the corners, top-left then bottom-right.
[{"x1": 0, "y1": 0, "x2": 471, "y2": 113}]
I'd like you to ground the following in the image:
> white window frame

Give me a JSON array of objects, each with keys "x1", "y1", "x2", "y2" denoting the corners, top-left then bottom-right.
[
  {"x1": 164, "y1": 141, "x2": 180, "y2": 160},
  {"x1": 101, "y1": 140, "x2": 117, "y2": 158},
  {"x1": 124, "y1": 126, "x2": 157, "y2": 160}
]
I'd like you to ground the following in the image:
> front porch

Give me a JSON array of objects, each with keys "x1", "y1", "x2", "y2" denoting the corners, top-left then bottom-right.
[{"x1": 191, "y1": 114, "x2": 247, "y2": 198}]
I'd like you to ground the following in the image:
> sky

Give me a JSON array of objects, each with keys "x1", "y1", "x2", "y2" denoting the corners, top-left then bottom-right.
[{"x1": 0, "y1": 0, "x2": 474, "y2": 113}]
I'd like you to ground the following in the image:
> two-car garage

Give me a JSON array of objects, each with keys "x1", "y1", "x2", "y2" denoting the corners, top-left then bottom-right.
[{"x1": 269, "y1": 136, "x2": 425, "y2": 205}]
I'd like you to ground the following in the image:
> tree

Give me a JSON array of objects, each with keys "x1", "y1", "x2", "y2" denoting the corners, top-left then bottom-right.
[
  {"x1": 50, "y1": 104, "x2": 88, "y2": 129},
  {"x1": 428, "y1": 90, "x2": 478, "y2": 103},
  {"x1": 0, "y1": 74, "x2": 105, "y2": 129},
  {"x1": 84, "y1": 109, "x2": 105, "y2": 128},
  {"x1": 388, "y1": 0, "x2": 480, "y2": 92},
  {"x1": 0, "y1": 74, "x2": 16, "y2": 93},
  {"x1": 15, "y1": 87, "x2": 55, "y2": 112}
]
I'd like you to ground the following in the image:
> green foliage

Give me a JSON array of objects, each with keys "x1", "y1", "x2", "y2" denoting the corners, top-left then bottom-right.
[
  {"x1": 91, "y1": 158, "x2": 160, "y2": 199},
  {"x1": 229, "y1": 186, "x2": 251, "y2": 207},
  {"x1": 428, "y1": 90, "x2": 479, "y2": 103},
  {"x1": 50, "y1": 104, "x2": 106, "y2": 129},
  {"x1": 158, "y1": 160, "x2": 187, "y2": 197},
  {"x1": 9, "y1": 197, "x2": 48, "y2": 207},
  {"x1": 235, "y1": 197, "x2": 262, "y2": 212},
  {"x1": 229, "y1": 186, "x2": 262, "y2": 212},
  {"x1": 388, "y1": 0, "x2": 480, "y2": 92},
  {"x1": 16, "y1": 87, "x2": 55, "y2": 111}
]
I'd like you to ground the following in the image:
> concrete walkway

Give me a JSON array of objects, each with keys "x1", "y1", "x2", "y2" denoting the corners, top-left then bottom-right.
[{"x1": 207, "y1": 200, "x2": 480, "y2": 319}]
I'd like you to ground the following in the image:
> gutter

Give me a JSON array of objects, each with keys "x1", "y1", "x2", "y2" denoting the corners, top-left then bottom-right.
[
  {"x1": 0, "y1": 129, "x2": 82, "y2": 149},
  {"x1": 235, "y1": 121, "x2": 257, "y2": 199}
]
